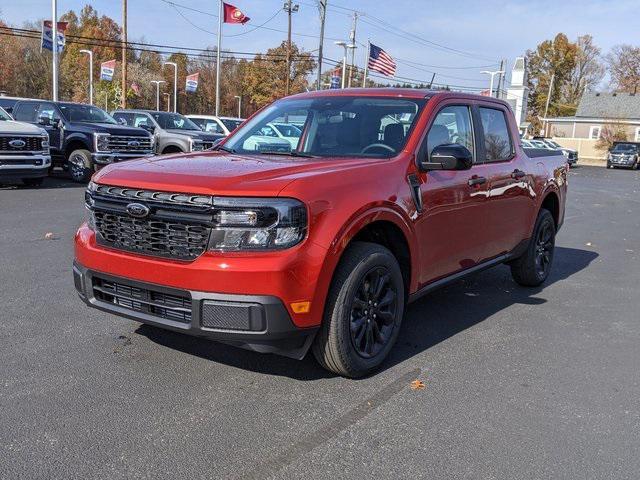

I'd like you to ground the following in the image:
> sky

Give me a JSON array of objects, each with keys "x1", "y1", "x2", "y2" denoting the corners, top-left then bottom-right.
[{"x1": 1, "y1": 0, "x2": 638, "y2": 91}]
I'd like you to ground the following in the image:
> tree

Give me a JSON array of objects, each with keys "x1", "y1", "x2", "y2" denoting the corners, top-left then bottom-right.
[
  {"x1": 243, "y1": 41, "x2": 316, "y2": 109},
  {"x1": 526, "y1": 33, "x2": 578, "y2": 119},
  {"x1": 564, "y1": 35, "x2": 605, "y2": 105},
  {"x1": 606, "y1": 44, "x2": 640, "y2": 94},
  {"x1": 595, "y1": 123, "x2": 628, "y2": 152}
]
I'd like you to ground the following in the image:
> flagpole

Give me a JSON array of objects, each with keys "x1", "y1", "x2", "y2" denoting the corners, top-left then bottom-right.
[
  {"x1": 51, "y1": 0, "x2": 58, "y2": 101},
  {"x1": 215, "y1": 0, "x2": 223, "y2": 117},
  {"x1": 361, "y1": 40, "x2": 370, "y2": 88}
]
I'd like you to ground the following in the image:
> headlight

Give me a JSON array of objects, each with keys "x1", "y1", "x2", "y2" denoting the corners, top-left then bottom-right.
[
  {"x1": 40, "y1": 134, "x2": 50, "y2": 152},
  {"x1": 561, "y1": 150, "x2": 569, "y2": 157},
  {"x1": 85, "y1": 182, "x2": 97, "y2": 230},
  {"x1": 208, "y1": 197, "x2": 307, "y2": 251},
  {"x1": 189, "y1": 138, "x2": 204, "y2": 151},
  {"x1": 94, "y1": 133, "x2": 111, "y2": 152}
]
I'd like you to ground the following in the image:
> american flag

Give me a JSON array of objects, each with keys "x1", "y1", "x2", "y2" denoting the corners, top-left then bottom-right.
[{"x1": 368, "y1": 43, "x2": 396, "y2": 77}]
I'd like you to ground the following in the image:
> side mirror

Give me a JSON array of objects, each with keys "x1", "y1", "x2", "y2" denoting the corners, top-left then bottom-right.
[
  {"x1": 38, "y1": 115, "x2": 51, "y2": 126},
  {"x1": 420, "y1": 144, "x2": 473, "y2": 171}
]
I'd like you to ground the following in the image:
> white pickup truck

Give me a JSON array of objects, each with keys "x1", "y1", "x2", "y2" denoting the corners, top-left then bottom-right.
[{"x1": 0, "y1": 106, "x2": 51, "y2": 186}]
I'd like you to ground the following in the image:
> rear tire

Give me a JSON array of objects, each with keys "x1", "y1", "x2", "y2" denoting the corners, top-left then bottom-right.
[
  {"x1": 312, "y1": 242, "x2": 405, "y2": 378},
  {"x1": 68, "y1": 149, "x2": 93, "y2": 183},
  {"x1": 22, "y1": 178, "x2": 44, "y2": 187},
  {"x1": 510, "y1": 209, "x2": 556, "y2": 287}
]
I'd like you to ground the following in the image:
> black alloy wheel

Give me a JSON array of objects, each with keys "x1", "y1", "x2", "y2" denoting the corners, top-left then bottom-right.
[
  {"x1": 534, "y1": 221, "x2": 554, "y2": 279},
  {"x1": 349, "y1": 266, "x2": 398, "y2": 359}
]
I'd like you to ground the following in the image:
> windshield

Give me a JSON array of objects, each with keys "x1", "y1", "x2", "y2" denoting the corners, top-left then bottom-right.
[
  {"x1": 545, "y1": 140, "x2": 561, "y2": 148},
  {"x1": 152, "y1": 112, "x2": 200, "y2": 131},
  {"x1": 612, "y1": 144, "x2": 637, "y2": 152},
  {"x1": 59, "y1": 104, "x2": 116, "y2": 124},
  {"x1": 0, "y1": 107, "x2": 11, "y2": 121},
  {"x1": 221, "y1": 118, "x2": 243, "y2": 132},
  {"x1": 224, "y1": 96, "x2": 426, "y2": 158}
]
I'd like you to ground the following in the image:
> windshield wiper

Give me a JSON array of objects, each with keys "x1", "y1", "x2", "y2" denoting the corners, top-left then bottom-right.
[
  {"x1": 215, "y1": 144, "x2": 236, "y2": 153},
  {"x1": 259, "y1": 150, "x2": 315, "y2": 158}
]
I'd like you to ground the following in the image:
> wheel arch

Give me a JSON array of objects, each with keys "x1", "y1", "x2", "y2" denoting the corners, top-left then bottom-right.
[{"x1": 540, "y1": 190, "x2": 560, "y2": 228}]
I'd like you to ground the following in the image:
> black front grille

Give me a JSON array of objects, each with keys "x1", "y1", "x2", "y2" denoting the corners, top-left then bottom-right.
[
  {"x1": 0, "y1": 135, "x2": 44, "y2": 154},
  {"x1": 107, "y1": 135, "x2": 153, "y2": 153},
  {"x1": 93, "y1": 211, "x2": 210, "y2": 260},
  {"x1": 92, "y1": 276, "x2": 192, "y2": 324}
]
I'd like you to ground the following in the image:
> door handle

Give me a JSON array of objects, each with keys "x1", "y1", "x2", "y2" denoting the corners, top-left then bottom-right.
[
  {"x1": 511, "y1": 169, "x2": 526, "y2": 180},
  {"x1": 468, "y1": 176, "x2": 487, "y2": 187}
]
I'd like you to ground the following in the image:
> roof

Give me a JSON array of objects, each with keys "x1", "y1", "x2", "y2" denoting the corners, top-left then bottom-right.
[{"x1": 576, "y1": 92, "x2": 640, "y2": 120}]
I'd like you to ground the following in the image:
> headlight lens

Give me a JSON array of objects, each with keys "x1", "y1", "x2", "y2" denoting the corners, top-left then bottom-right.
[
  {"x1": 41, "y1": 134, "x2": 50, "y2": 152},
  {"x1": 94, "y1": 133, "x2": 111, "y2": 152},
  {"x1": 190, "y1": 138, "x2": 204, "y2": 151},
  {"x1": 208, "y1": 197, "x2": 307, "y2": 251},
  {"x1": 85, "y1": 182, "x2": 97, "y2": 230}
]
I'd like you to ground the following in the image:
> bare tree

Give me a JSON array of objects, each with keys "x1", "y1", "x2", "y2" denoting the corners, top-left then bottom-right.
[
  {"x1": 564, "y1": 35, "x2": 604, "y2": 105},
  {"x1": 606, "y1": 44, "x2": 640, "y2": 94}
]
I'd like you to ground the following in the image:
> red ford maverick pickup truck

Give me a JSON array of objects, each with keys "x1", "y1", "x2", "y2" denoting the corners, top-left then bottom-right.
[{"x1": 74, "y1": 89, "x2": 568, "y2": 377}]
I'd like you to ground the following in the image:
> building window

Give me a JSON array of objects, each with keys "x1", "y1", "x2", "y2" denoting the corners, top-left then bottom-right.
[
  {"x1": 589, "y1": 126, "x2": 601, "y2": 140},
  {"x1": 635, "y1": 127, "x2": 640, "y2": 142}
]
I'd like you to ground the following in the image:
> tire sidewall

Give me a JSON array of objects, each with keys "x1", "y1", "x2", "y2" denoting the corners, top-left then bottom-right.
[
  {"x1": 532, "y1": 210, "x2": 556, "y2": 283},
  {"x1": 333, "y1": 249, "x2": 405, "y2": 375},
  {"x1": 68, "y1": 149, "x2": 92, "y2": 183}
]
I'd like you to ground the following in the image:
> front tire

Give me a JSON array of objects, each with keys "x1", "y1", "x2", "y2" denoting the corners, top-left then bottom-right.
[
  {"x1": 312, "y1": 242, "x2": 405, "y2": 378},
  {"x1": 510, "y1": 209, "x2": 556, "y2": 287},
  {"x1": 68, "y1": 149, "x2": 93, "y2": 183}
]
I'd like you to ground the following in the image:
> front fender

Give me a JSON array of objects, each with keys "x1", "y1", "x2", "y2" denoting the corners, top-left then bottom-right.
[{"x1": 63, "y1": 133, "x2": 92, "y2": 152}]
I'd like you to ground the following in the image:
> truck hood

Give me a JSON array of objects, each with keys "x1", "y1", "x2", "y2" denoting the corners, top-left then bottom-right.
[
  {"x1": 93, "y1": 151, "x2": 372, "y2": 196},
  {"x1": 67, "y1": 122, "x2": 150, "y2": 137},
  {"x1": 0, "y1": 120, "x2": 46, "y2": 135}
]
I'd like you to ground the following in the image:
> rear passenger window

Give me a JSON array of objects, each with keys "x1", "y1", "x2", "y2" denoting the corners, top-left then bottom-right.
[{"x1": 479, "y1": 107, "x2": 513, "y2": 162}]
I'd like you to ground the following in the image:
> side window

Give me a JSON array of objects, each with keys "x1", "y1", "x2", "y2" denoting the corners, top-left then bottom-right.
[
  {"x1": 259, "y1": 126, "x2": 277, "y2": 137},
  {"x1": 113, "y1": 113, "x2": 133, "y2": 126},
  {"x1": 426, "y1": 105, "x2": 474, "y2": 157},
  {"x1": 133, "y1": 114, "x2": 152, "y2": 128},
  {"x1": 205, "y1": 121, "x2": 223, "y2": 133},
  {"x1": 38, "y1": 103, "x2": 59, "y2": 121},
  {"x1": 479, "y1": 107, "x2": 513, "y2": 162},
  {"x1": 13, "y1": 102, "x2": 41, "y2": 122}
]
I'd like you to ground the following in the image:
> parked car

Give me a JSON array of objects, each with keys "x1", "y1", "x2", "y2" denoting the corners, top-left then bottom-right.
[
  {"x1": 607, "y1": 142, "x2": 640, "y2": 169},
  {"x1": 0, "y1": 106, "x2": 51, "y2": 186},
  {"x1": 75, "y1": 89, "x2": 568, "y2": 378},
  {"x1": 186, "y1": 115, "x2": 244, "y2": 136},
  {"x1": 533, "y1": 136, "x2": 578, "y2": 165},
  {"x1": 11, "y1": 100, "x2": 154, "y2": 182},
  {"x1": 112, "y1": 110, "x2": 224, "y2": 154}
]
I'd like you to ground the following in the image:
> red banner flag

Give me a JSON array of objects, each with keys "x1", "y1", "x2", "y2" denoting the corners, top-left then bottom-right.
[{"x1": 223, "y1": 3, "x2": 250, "y2": 24}]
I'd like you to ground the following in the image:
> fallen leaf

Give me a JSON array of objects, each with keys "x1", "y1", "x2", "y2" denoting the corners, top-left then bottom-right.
[
  {"x1": 585, "y1": 242, "x2": 592, "y2": 247},
  {"x1": 44, "y1": 232, "x2": 55, "y2": 240},
  {"x1": 410, "y1": 380, "x2": 425, "y2": 390}
]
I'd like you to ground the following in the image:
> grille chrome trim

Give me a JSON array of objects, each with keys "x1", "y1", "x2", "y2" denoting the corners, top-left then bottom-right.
[
  {"x1": 94, "y1": 184, "x2": 213, "y2": 207},
  {"x1": 106, "y1": 135, "x2": 153, "y2": 153}
]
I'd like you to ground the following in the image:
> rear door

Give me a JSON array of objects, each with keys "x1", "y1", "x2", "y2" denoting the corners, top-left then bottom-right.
[
  {"x1": 415, "y1": 102, "x2": 491, "y2": 285},
  {"x1": 474, "y1": 104, "x2": 535, "y2": 258}
]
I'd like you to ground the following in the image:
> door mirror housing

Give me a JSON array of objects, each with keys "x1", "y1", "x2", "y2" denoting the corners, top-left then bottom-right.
[
  {"x1": 420, "y1": 143, "x2": 473, "y2": 171},
  {"x1": 37, "y1": 115, "x2": 51, "y2": 126}
]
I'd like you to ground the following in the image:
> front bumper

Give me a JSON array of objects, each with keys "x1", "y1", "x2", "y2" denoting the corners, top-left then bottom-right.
[
  {"x1": 609, "y1": 156, "x2": 637, "y2": 168},
  {"x1": 73, "y1": 261, "x2": 318, "y2": 359},
  {"x1": 0, "y1": 154, "x2": 51, "y2": 179},
  {"x1": 92, "y1": 152, "x2": 155, "y2": 165}
]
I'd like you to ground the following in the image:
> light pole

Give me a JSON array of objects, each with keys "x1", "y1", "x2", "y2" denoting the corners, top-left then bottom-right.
[
  {"x1": 163, "y1": 61, "x2": 178, "y2": 112},
  {"x1": 481, "y1": 70, "x2": 505, "y2": 98},
  {"x1": 163, "y1": 93, "x2": 171, "y2": 112},
  {"x1": 335, "y1": 41, "x2": 356, "y2": 89},
  {"x1": 79, "y1": 49, "x2": 93, "y2": 105},
  {"x1": 234, "y1": 95, "x2": 242, "y2": 118},
  {"x1": 283, "y1": 0, "x2": 299, "y2": 96},
  {"x1": 150, "y1": 80, "x2": 166, "y2": 111}
]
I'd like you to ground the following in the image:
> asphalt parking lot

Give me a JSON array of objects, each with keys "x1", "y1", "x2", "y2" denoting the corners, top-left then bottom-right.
[{"x1": 1, "y1": 165, "x2": 639, "y2": 479}]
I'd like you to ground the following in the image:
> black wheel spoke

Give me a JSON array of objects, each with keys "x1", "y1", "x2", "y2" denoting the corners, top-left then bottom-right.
[{"x1": 377, "y1": 290, "x2": 395, "y2": 308}]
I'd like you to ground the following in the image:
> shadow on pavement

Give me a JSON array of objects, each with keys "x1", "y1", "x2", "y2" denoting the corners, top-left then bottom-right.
[
  {"x1": 1, "y1": 172, "x2": 85, "y2": 191},
  {"x1": 138, "y1": 247, "x2": 598, "y2": 381}
]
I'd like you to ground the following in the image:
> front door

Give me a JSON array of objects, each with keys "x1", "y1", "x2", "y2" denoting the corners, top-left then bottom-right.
[
  {"x1": 37, "y1": 103, "x2": 63, "y2": 153},
  {"x1": 415, "y1": 103, "x2": 490, "y2": 285}
]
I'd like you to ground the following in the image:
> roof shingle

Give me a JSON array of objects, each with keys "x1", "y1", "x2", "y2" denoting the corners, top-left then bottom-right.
[{"x1": 576, "y1": 92, "x2": 640, "y2": 119}]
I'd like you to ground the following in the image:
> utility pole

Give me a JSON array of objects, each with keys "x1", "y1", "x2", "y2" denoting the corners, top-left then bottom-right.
[
  {"x1": 51, "y1": 0, "x2": 58, "y2": 101},
  {"x1": 215, "y1": 0, "x2": 223, "y2": 116},
  {"x1": 151, "y1": 80, "x2": 166, "y2": 111},
  {"x1": 347, "y1": 12, "x2": 358, "y2": 88},
  {"x1": 163, "y1": 62, "x2": 178, "y2": 112},
  {"x1": 234, "y1": 95, "x2": 242, "y2": 118},
  {"x1": 80, "y1": 49, "x2": 93, "y2": 105},
  {"x1": 361, "y1": 40, "x2": 370, "y2": 87},
  {"x1": 121, "y1": 0, "x2": 127, "y2": 108},
  {"x1": 284, "y1": 0, "x2": 299, "y2": 97},
  {"x1": 543, "y1": 73, "x2": 555, "y2": 136},
  {"x1": 428, "y1": 73, "x2": 436, "y2": 89},
  {"x1": 495, "y1": 59, "x2": 505, "y2": 98},
  {"x1": 316, "y1": 0, "x2": 327, "y2": 90}
]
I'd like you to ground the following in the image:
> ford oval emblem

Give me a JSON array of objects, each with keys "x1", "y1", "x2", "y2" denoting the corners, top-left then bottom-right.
[
  {"x1": 127, "y1": 140, "x2": 140, "y2": 148},
  {"x1": 126, "y1": 202, "x2": 150, "y2": 218},
  {"x1": 9, "y1": 139, "x2": 26, "y2": 148}
]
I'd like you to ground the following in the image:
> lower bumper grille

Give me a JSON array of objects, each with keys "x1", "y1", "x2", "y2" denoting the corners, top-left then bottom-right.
[{"x1": 92, "y1": 276, "x2": 192, "y2": 324}]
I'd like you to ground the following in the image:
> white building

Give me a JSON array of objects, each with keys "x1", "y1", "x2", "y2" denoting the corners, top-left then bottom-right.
[{"x1": 505, "y1": 57, "x2": 529, "y2": 131}]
